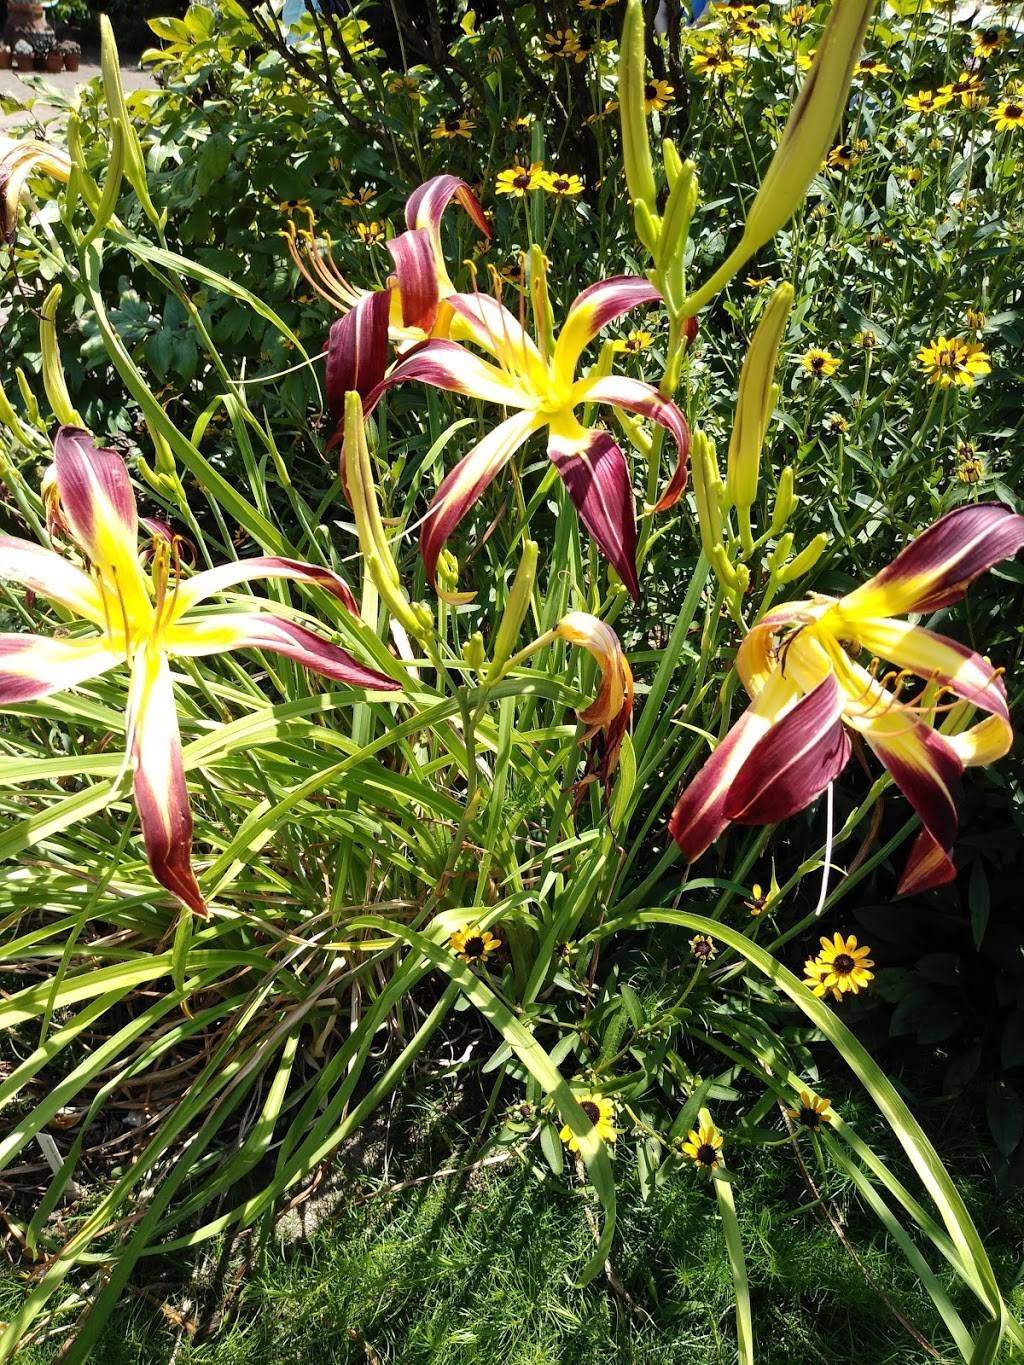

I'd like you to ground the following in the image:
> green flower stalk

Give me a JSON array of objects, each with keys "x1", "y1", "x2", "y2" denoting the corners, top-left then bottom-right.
[
  {"x1": 684, "y1": 0, "x2": 876, "y2": 312},
  {"x1": 726, "y1": 282, "x2": 794, "y2": 552},
  {"x1": 342, "y1": 390, "x2": 432, "y2": 641},
  {"x1": 489, "y1": 539, "x2": 539, "y2": 679}
]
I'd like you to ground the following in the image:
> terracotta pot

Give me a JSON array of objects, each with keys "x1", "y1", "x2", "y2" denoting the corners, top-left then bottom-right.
[
  {"x1": 14, "y1": 53, "x2": 33, "y2": 70},
  {"x1": 63, "y1": 54, "x2": 80, "y2": 71},
  {"x1": 0, "y1": 51, "x2": 11, "y2": 69},
  {"x1": 45, "y1": 52, "x2": 62, "y2": 72}
]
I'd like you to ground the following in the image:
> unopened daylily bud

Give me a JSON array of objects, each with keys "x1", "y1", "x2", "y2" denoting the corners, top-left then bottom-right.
[
  {"x1": 620, "y1": 0, "x2": 659, "y2": 216},
  {"x1": 769, "y1": 531, "x2": 795, "y2": 571},
  {"x1": 778, "y1": 532, "x2": 828, "y2": 582},
  {"x1": 662, "y1": 138, "x2": 684, "y2": 189},
  {"x1": 726, "y1": 283, "x2": 793, "y2": 521},
  {"x1": 40, "y1": 287, "x2": 82, "y2": 428},
  {"x1": 528, "y1": 244, "x2": 555, "y2": 360},
  {"x1": 100, "y1": 15, "x2": 162, "y2": 229},
  {"x1": 710, "y1": 543, "x2": 741, "y2": 590},
  {"x1": 0, "y1": 378, "x2": 29, "y2": 444},
  {"x1": 690, "y1": 430, "x2": 724, "y2": 559},
  {"x1": 634, "y1": 198, "x2": 661, "y2": 257},
  {"x1": 85, "y1": 119, "x2": 125, "y2": 238},
  {"x1": 490, "y1": 539, "x2": 538, "y2": 677},
  {"x1": 657, "y1": 159, "x2": 697, "y2": 275},
  {"x1": 770, "y1": 466, "x2": 798, "y2": 533},
  {"x1": 462, "y1": 631, "x2": 486, "y2": 671},
  {"x1": 684, "y1": 0, "x2": 875, "y2": 311},
  {"x1": 343, "y1": 390, "x2": 429, "y2": 638}
]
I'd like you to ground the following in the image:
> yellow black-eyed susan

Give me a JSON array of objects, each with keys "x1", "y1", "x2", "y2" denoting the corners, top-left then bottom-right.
[
  {"x1": 681, "y1": 1121, "x2": 724, "y2": 1170},
  {"x1": 495, "y1": 163, "x2": 545, "y2": 197},
  {"x1": 991, "y1": 98, "x2": 1024, "y2": 131},
  {"x1": 340, "y1": 187, "x2": 374, "y2": 207},
  {"x1": 813, "y1": 932, "x2": 875, "y2": 996},
  {"x1": 560, "y1": 1094, "x2": 617, "y2": 1150},
  {"x1": 542, "y1": 170, "x2": 584, "y2": 196},
  {"x1": 917, "y1": 335, "x2": 991, "y2": 387},
  {"x1": 355, "y1": 220, "x2": 386, "y2": 245},
  {"x1": 827, "y1": 142, "x2": 857, "y2": 170},
  {"x1": 449, "y1": 926, "x2": 502, "y2": 964},
  {"x1": 801, "y1": 348, "x2": 841, "y2": 377},
  {"x1": 787, "y1": 1091, "x2": 833, "y2": 1129},
  {"x1": 905, "y1": 89, "x2": 953, "y2": 114},
  {"x1": 611, "y1": 329, "x2": 653, "y2": 354},
  {"x1": 855, "y1": 55, "x2": 891, "y2": 76},
  {"x1": 689, "y1": 933, "x2": 717, "y2": 963},
  {"x1": 431, "y1": 115, "x2": 475, "y2": 140},
  {"x1": 644, "y1": 79, "x2": 675, "y2": 112},
  {"x1": 972, "y1": 27, "x2": 1007, "y2": 59},
  {"x1": 940, "y1": 72, "x2": 985, "y2": 106}
]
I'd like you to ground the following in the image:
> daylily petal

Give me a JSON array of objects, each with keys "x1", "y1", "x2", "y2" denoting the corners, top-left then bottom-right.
[
  {"x1": 897, "y1": 830, "x2": 957, "y2": 896},
  {"x1": 127, "y1": 648, "x2": 205, "y2": 917},
  {"x1": 363, "y1": 338, "x2": 534, "y2": 415},
  {"x1": 325, "y1": 289, "x2": 391, "y2": 414},
  {"x1": 0, "y1": 135, "x2": 71, "y2": 242},
  {"x1": 725, "y1": 674, "x2": 851, "y2": 824},
  {"x1": 52, "y1": 426, "x2": 152, "y2": 623},
  {"x1": 573, "y1": 374, "x2": 691, "y2": 512},
  {"x1": 447, "y1": 291, "x2": 546, "y2": 377},
  {"x1": 171, "y1": 556, "x2": 359, "y2": 621},
  {"x1": 850, "y1": 616, "x2": 1010, "y2": 722},
  {"x1": 947, "y1": 714, "x2": 1013, "y2": 768},
  {"x1": 855, "y1": 694, "x2": 963, "y2": 879},
  {"x1": 554, "y1": 611, "x2": 634, "y2": 788},
  {"x1": 387, "y1": 227, "x2": 441, "y2": 333},
  {"x1": 405, "y1": 174, "x2": 491, "y2": 240},
  {"x1": 548, "y1": 426, "x2": 640, "y2": 601},
  {"x1": 552, "y1": 276, "x2": 662, "y2": 387},
  {"x1": 839, "y1": 504, "x2": 1024, "y2": 618},
  {"x1": 0, "y1": 534, "x2": 106, "y2": 625},
  {"x1": 165, "y1": 613, "x2": 401, "y2": 691},
  {"x1": 669, "y1": 668, "x2": 801, "y2": 860},
  {"x1": 421, "y1": 410, "x2": 538, "y2": 592},
  {"x1": 735, "y1": 599, "x2": 826, "y2": 698},
  {"x1": 0, "y1": 633, "x2": 121, "y2": 703}
]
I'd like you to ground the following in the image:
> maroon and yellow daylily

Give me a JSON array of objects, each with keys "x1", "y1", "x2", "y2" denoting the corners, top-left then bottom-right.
[
  {"x1": 0, "y1": 134, "x2": 71, "y2": 242},
  {"x1": 669, "y1": 505, "x2": 1024, "y2": 894},
  {"x1": 0, "y1": 427, "x2": 400, "y2": 917},
  {"x1": 555, "y1": 610, "x2": 634, "y2": 791},
  {"x1": 283, "y1": 175, "x2": 491, "y2": 408},
  {"x1": 360, "y1": 278, "x2": 690, "y2": 600}
]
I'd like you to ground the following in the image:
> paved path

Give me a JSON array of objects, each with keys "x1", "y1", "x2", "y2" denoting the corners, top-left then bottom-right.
[{"x1": 1, "y1": 59, "x2": 153, "y2": 133}]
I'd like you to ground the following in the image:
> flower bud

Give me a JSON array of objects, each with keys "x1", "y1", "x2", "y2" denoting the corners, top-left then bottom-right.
[
  {"x1": 100, "y1": 15, "x2": 162, "y2": 229},
  {"x1": 489, "y1": 539, "x2": 539, "y2": 678},
  {"x1": 769, "y1": 531, "x2": 795, "y2": 572},
  {"x1": 726, "y1": 283, "x2": 793, "y2": 515},
  {"x1": 778, "y1": 532, "x2": 828, "y2": 582},
  {"x1": 462, "y1": 631, "x2": 486, "y2": 671},
  {"x1": 619, "y1": 0, "x2": 659, "y2": 216},
  {"x1": 40, "y1": 286, "x2": 83, "y2": 428},
  {"x1": 770, "y1": 466, "x2": 798, "y2": 533},
  {"x1": 690, "y1": 430, "x2": 724, "y2": 560}
]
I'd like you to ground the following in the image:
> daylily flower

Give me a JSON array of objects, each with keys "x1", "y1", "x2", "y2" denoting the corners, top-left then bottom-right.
[
  {"x1": 669, "y1": 505, "x2": 1024, "y2": 894},
  {"x1": 0, "y1": 428, "x2": 399, "y2": 917},
  {"x1": 360, "y1": 277, "x2": 691, "y2": 599},
  {"x1": 554, "y1": 611, "x2": 634, "y2": 791},
  {"x1": 0, "y1": 135, "x2": 72, "y2": 242},
  {"x1": 281, "y1": 175, "x2": 491, "y2": 407}
]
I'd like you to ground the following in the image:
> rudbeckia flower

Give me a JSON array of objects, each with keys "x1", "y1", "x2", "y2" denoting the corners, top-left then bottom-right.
[
  {"x1": 855, "y1": 55, "x2": 891, "y2": 76},
  {"x1": 644, "y1": 79, "x2": 675, "y2": 112},
  {"x1": 431, "y1": 115, "x2": 476, "y2": 139},
  {"x1": 807, "y1": 932, "x2": 874, "y2": 995},
  {"x1": 972, "y1": 27, "x2": 1007, "y2": 58},
  {"x1": 990, "y1": 98, "x2": 1024, "y2": 131},
  {"x1": 449, "y1": 925, "x2": 502, "y2": 963},
  {"x1": 800, "y1": 347, "x2": 840, "y2": 377},
  {"x1": 681, "y1": 1120, "x2": 724, "y2": 1169},
  {"x1": 917, "y1": 336, "x2": 991, "y2": 387},
  {"x1": 0, "y1": 428, "x2": 399, "y2": 917},
  {"x1": 787, "y1": 1091, "x2": 833, "y2": 1128},
  {"x1": 541, "y1": 170, "x2": 585, "y2": 196},
  {"x1": 282, "y1": 176, "x2": 490, "y2": 408},
  {"x1": 495, "y1": 163, "x2": 545, "y2": 197},
  {"x1": 940, "y1": 72, "x2": 985, "y2": 105},
  {"x1": 669, "y1": 505, "x2": 1024, "y2": 894},
  {"x1": 560, "y1": 1094, "x2": 617, "y2": 1150},
  {"x1": 359, "y1": 277, "x2": 690, "y2": 599},
  {"x1": 0, "y1": 134, "x2": 72, "y2": 242},
  {"x1": 905, "y1": 89, "x2": 953, "y2": 114},
  {"x1": 827, "y1": 142, "x2": 857, "y2": 170}
]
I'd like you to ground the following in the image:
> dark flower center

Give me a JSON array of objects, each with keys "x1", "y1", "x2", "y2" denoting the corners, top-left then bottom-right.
[
  {"x1": 1006, "y1": 103, "x2": 1022, "y2": 118},
  {"x1": 811, "y1": 355, "x2": 825, "y2": 371},
  {"x1": 582, "y1": 1101, "x2": 601, "y2": 1124},
  {"x1": 445, "y1": 117, "x2": 461, "y2": 131},
  {"x1": 513, "y1": 173, "x2": 531, "y2": 188},
  {"x1": 981, "y1": 28, "x2": 999, "y2": 43},
  {"x1": 645, "y1": 82, "x2": 658, "y2": 99},
  {"x1": 833, "y1": 953, "x2": 855, "y2": 974},
  {"x1": 464, "y1": 934, "x2": 485, "y2": 958},
  {"x1": 799, "y1": 1107, "x2": 822, "y2": 1129},
  {"x1": 552, "y1": 178, "x2": 570, "y2": 191},
  {"x1": 697, "y1": 1143, "x2": 718, "y2": 1166}
]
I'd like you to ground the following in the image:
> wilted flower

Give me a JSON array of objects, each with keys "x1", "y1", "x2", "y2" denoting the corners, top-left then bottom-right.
[
  {"x1": 354, "y1": 220, "x2": 386, "y2": 245},
  {"x1": 0, "y1": 134, "x2": 72, "y2": 242},
  {"x1": 689, "y1": 933, "x2": 718, "y2": 963}
]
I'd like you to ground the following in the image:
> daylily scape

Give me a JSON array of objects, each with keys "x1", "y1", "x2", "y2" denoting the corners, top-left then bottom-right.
[{"x1": 0, "y1": 428, "x2": 398, "y2": 916}]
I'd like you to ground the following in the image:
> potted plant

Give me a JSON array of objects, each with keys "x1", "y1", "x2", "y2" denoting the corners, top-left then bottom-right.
[
  {"x1": 30, "y1": 30, "x2": 55, "y2": 70},
  {"x1": 0, "y1": 45, "x2": 12, "y2": 69},
  {"x1": 58, "y1": 39, "x2": 81, "y2": 72},
  {"x1": 13, "y1": 38, "x2": 34, "y2": 71}
]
